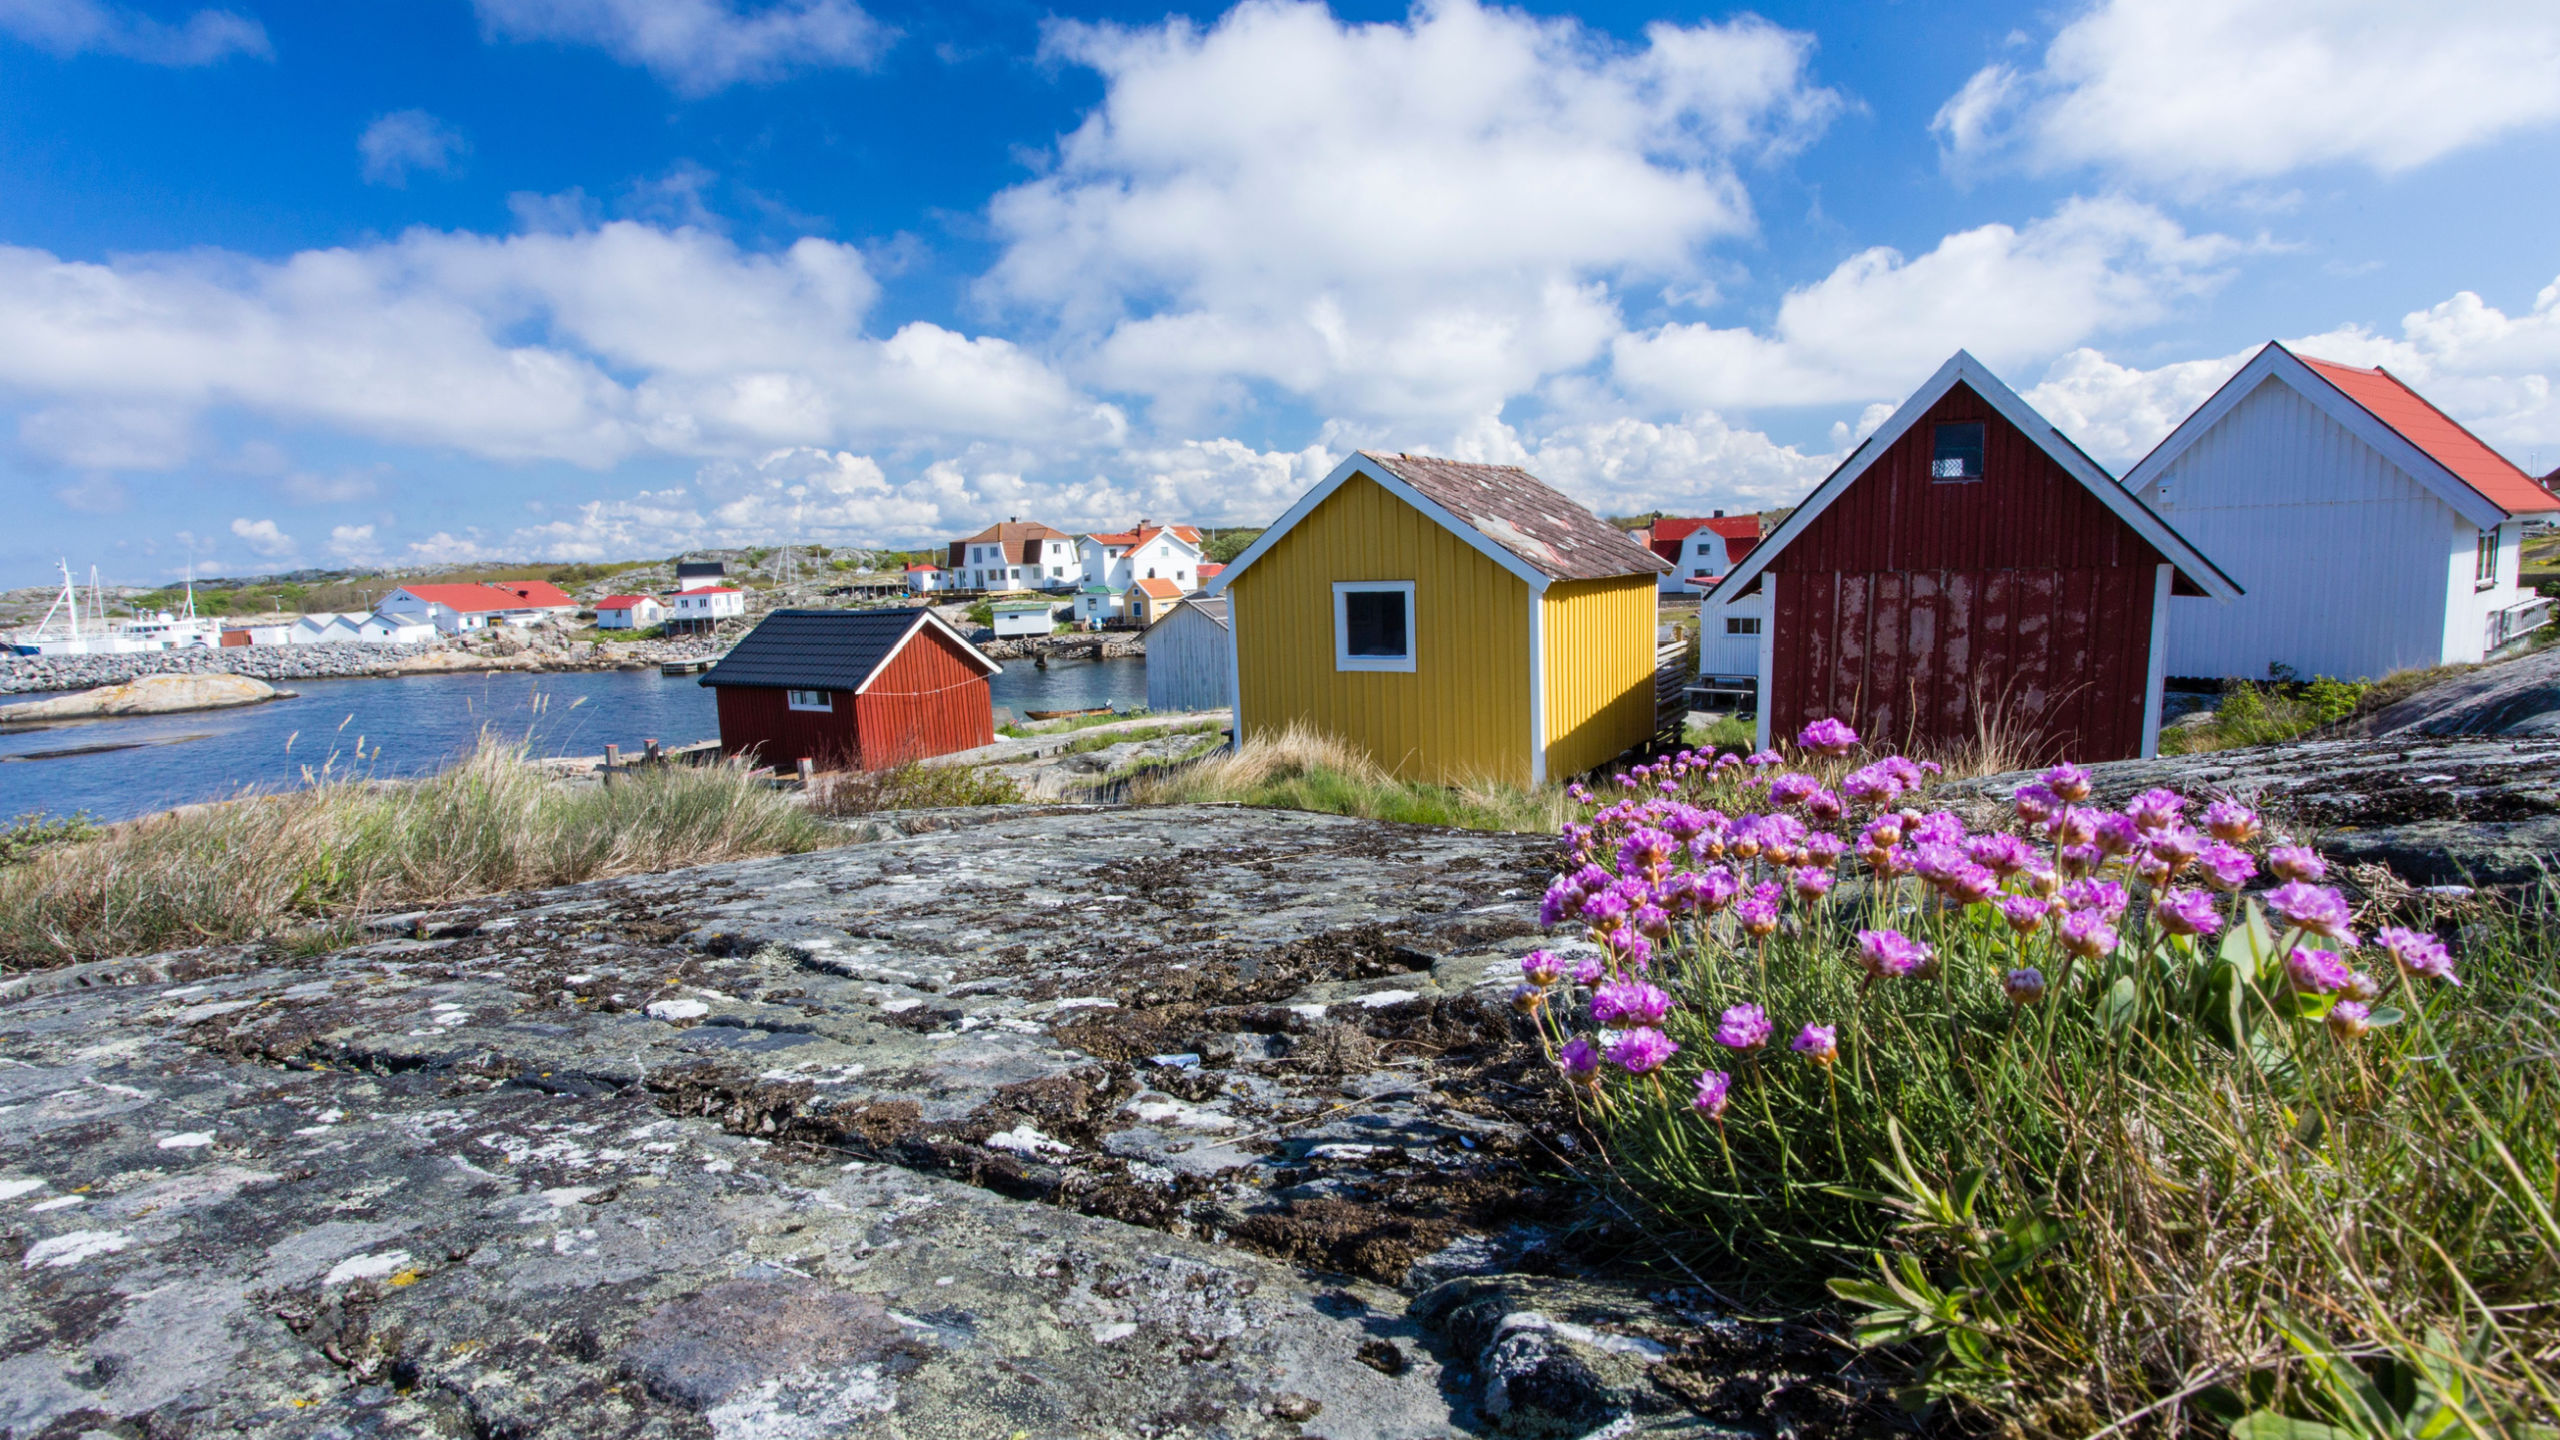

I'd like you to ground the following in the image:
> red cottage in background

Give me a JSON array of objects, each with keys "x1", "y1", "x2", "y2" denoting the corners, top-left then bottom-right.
[
  {"x1": 1713, "y1": 352, "x2": 2239, "y2": 763},
  {"x1": 701, "y1": 608, "x2": 1000, "y2": 771}
]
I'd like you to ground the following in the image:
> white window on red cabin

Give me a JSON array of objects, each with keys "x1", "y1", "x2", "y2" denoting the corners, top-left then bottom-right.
[{"x1": 787, "y1": 690, "x2": 833, "y2": 712}]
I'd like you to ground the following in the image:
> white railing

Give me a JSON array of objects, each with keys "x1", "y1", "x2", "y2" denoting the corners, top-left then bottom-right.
[{"x1": 2487, "y1": 595, "x2": 2551, "y2": 653}]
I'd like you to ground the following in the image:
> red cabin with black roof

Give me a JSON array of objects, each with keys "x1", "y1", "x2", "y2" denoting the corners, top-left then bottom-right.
[
  {"x1": 701, "y1": 608, "x2": 1000, "y2": 771},
  {"x1": 1709, "y1": 352, "x2": 2240, "y2": 763}
]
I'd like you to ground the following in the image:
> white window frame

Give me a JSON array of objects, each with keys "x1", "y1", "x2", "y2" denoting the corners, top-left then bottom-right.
[
  {"x1": 1332, "y1": 581, "x2": 1416, "y2": 673},
  {"x1": 2476, "y1": 527, "x2": 2500, "y2": 589},
  {"x1": 786, "y1": 689, "x2": 834, "y2": 712}
]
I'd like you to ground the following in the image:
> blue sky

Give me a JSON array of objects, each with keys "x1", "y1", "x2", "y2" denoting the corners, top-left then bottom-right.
[{"x1": 5, "y1": 0, "x2": 2559, "y2": 583}]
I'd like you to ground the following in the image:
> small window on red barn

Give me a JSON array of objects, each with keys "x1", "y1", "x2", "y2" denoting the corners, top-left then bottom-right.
[
  {"x1": 1931, "y1": 422, "x2": 1985, "y2": 482},
  {"x1": 787, "y1": 690, "x2": 833, "y2": 712}
]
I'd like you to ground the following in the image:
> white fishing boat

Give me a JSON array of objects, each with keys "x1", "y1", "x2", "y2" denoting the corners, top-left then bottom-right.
[{"x1": 7, "y1": 561, "x2": 220, "y2": 655}]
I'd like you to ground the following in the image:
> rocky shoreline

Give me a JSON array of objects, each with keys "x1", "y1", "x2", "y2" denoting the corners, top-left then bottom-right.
[
  {"x1": 1, "y1": 635, "x2": 724, "y2": 696},
  {"x1": 974, "y1": 632, "x2": 1148, "y2": 662}
]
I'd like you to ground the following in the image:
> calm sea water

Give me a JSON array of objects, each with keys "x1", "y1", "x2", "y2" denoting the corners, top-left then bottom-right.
[{"x1": 0, "y1": 657, "x2": 1147, "y2": 823}]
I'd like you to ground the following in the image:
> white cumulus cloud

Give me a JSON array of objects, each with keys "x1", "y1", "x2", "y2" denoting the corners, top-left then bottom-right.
[
  {"x1": 228, "y1": 516, "x2": 295, "y2": 558},
  {"x1": 360, "y1": 110, "x2": 469, "y2": 187},
  {"x1": 473, "y1": 0, "x2": 889, "y2": 95},
  {"x1": 0, "y1": 221, "x2": 1107, "y2": 471},
  {"x1": 1935, "y1": 0, "x2": 2560, "y2": 189},
  {"x1": 986, "y1": 0, "x2": 1840, "y2": 430},
  {"x1": 1611, "y1": 197, "x2": 2241, "y2": 412},
  {"x1": 0, "y1": 0, "x2": 269, "y2": 64}
]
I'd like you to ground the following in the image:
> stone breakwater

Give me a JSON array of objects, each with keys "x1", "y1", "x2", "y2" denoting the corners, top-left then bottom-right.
[
  {"x1": 976, "y1": 633, "x2": 1147, "y2": 661},
  {"x1": 1, "y1": 637, "x2": 721, "y2": 695}
]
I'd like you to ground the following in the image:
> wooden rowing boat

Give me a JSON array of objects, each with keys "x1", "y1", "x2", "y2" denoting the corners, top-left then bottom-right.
[{"x1": 1024, "y1": 706, "x2": 1112, "y2": 720}]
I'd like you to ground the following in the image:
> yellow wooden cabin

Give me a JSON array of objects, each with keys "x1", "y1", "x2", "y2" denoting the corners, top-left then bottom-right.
[{"x1": 1208, "y1": 451, "x2": 1672, "y2": 786}]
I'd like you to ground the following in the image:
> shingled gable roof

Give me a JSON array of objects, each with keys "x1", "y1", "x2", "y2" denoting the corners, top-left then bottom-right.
[
  {"x1": 1209, "y1": 451, "x2": 1671, "y2": 596},
  {"x1": 2122, "y1": 343, "x2": 2560, "y2": 525},
  {"x1": 1711, "y1": 350, "x2": 2241, "y2": 606},
  {"x1": 954, "y1": 520, "x2": 1077, "y2": 565},
  {"x1": 700, "y1": 609, "x2": 998, "y2": 694}
]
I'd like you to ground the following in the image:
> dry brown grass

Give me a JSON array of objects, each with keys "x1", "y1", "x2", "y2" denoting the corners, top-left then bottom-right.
[
  {"x1": 1128, "y1": 721, "x2": 1570, "y2": 832},
  {"x1": 0, "y1": 738, "x2": 840, "y2": 970}
]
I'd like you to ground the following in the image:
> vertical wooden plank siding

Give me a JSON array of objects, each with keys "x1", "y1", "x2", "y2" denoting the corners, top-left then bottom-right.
[
  {"x1": 852, "y1": 627, "x2": 996, "y2": 768},
  {"x1": 714, "y1": 687, "x2": 863, "y2": 770},
  {"x1": 2132, "y1": 377, "x2": 2461, "y2": 679},
  {"x1": 1541, "y1": 575, "x2": 1659, "y2": 778},
  {"x1": 1768, "y1": 381, "x2": 2166, "y2": 762},
  {"x1": 1144, "y1": 607, "x2": 1233, "y2": 712},
  {"x1": 1228, "y1": 475, "x2": 1532, "y2": 784}
]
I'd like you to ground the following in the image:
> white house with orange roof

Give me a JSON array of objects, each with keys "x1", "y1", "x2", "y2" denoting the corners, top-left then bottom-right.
[
  {"x1": 2124, "y1": 342, "x2": 2559, "y2": 680},
  {"x1": 1077, "y1": 521, "x2": 1204, "y2": 593},
  {"x1": 904, "y1": 563, "x2": 946, "y2": 594}
]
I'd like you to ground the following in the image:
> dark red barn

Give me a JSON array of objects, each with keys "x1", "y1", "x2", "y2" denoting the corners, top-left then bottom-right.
[
  {"x1": 1713, "y1": 352, "x2": 2238, "y2": 763},
  {"x1": 701, "y1": 608, "x2": 1000, "y2": 771}
]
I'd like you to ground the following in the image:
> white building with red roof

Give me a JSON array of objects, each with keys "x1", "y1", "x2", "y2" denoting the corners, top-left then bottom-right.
[
  {"x1": 904, "y1": 563, "x2": 946, "y2": 594},
  {"x1": 2125, "y1": 342, "x2": 2559, "y2": 679},
  {"x1": 666, "y1": 584, "x2": 746, "y2": 634},
  {"x1": 377, "y1": 581, "x2": 580, "y2": 635},
  {"x1": 1076, "y1": 521, "x2": 1204, "y2": 593},
  {"x1": 593, "y1": 594, "x2": 665, "y2": 630}
]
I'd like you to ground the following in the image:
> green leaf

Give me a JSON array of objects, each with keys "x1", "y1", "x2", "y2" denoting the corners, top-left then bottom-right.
[
  {"x1": 2103, "y1": 975, "x2": 2139, "y2": 1030},
  {"x1": 2228, "y1": 1411, "x2": 2360, "y2": 1440},
  {"x1": 2224, "y1": 902, "x2": 2279, "y2": 982}
]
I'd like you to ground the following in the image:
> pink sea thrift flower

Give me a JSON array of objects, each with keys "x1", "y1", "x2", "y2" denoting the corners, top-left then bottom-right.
[
  {"x1": 2000, "y1": 894, "x2": 2048, "y2": 934},
  {"x1": 2011, "y1": 782, "x2": 2060, "y2": 826},
  {"x1": 1805, "y1": 788, "x2": 1845, "y2": 823},
  {"x1": 2044, "y1": 762, "x2": 2093, "y2": 802},
  {"x1": 1510, "y1": 983, "x2": 1545, "y2": 1014},
  {"x1": 1692, "y1": 1070, "x2": 1732, "y2": 1120},
  {"x1": 2059, "y1": 910, "x2": 2119, "y2": 960},
  {"x1": 1857, "y1": 928, "x2": 1933, "y2": 980},
  {"x1": 2268, "y1": 844, "x2": 2327, "y2": 884},
  {"x1": 1612, "y1": 1026, "x2": 1679, "y2": 1075},
  {"x1": 1768, "y1": 773, "x2": 1820, "y2": 808},
  {"x1": 2342, "y1": 971, "x2": 2382, "y2": 1003},
  {"x1": 1967, "y1": 833, "x2": 2033, "y2": 876},
  {"x1": 1843, "y1": 764, "x2": 1902, "y2": 807},
  {"x1": 1618, "y1": 827, "x2": 1678, "y2": 881},
  {"x1": 2125, "y1": 787, "x2": 2186, "y2": 831},
  {"x1": 2147, "y1": 824, "x2": 2203, "y2": 872},
  {"x1": 1791, "y1": 1024, "x2": 1837, "y2": 1066},
  {"x1": 1735, "y1": 893, "x2": 1781, "y2": 939},
  {"x1": 2004, "y1": 967, "x2": 2046, "y2": 1006},
  {"x1": 1591, "y1": 979, "x2": 1673, "y2": 1028},
  {"x1": 2020, "y1": 866, "x2": 2060, "y2": 898},
  {"x1": 2154, "y1": 888, "x2": 2223, "y2": 937},
  {"x1": 1805, "y1": 833, "x2": 1847, "y2": 868},
  {"x1": 2092, "y1": 813, "x2": 2141, "y2": 857},
  {"x1": 2197, "y1": 842, "x2": 2257, "y2": 892},
  {"x1": 1745, "y1": 749, "x2": 1784, "y2": 767},
  {"x1": 2326, "y1": 1000, "x2": 2372, "y2": 1041},
  {"x1": 1521, "y1": 951, "x2": 1565, "y2": 987},
  {"x1": 1604, "y1": 932, "x2": 1655, "y2": 971},
  {"x1": 2266, "y1": 882, "x2": 2357, "y2": 945},
  {"x1": 1715, "y1": 1003, "x2": 1773, "y2": 1051},
  {"x1": 1559, "y1": 1036, "x2": 1602, "y2": 1084},
  {"x1": 2132, "y1": 853, "x2": 2173, "y2": 889},
  {"x1": 1569, "y1": 953, "x2": 1606, "y2": 986},
  {"x1": 1634, "y1": 904, "x2": 1673, "y2": 940},
  {"x1": 2285, "y1": 947, "x2": 2352, "y2": 995},
  {"x1": 2051, "y1": 808, "x2": 2097, "y2": 848},
  {"x1": 2203, "y1": 799, "x2": 2262, "y2": 843},
  {"x1": 2060, "y1": 878, "x2": 2130, "y2": 921},
  {"x1": 1792, "y1": 866, "x2": 1835, "y2": 901},
  {"x1": 1798, "y1": 717, "x2": 1860, "y2": 756},
  {"x1": 1942, "y1": 863, "x2": 2001, "y2": 907},
  {"x1": 1691, "y1": 865, "x2": 1740, "y2": 915},
  {"x1": 2377, "y1": 926, "x2": 2458, "y2": 985}
]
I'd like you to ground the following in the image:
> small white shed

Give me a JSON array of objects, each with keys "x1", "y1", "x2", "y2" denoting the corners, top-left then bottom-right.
[
  {"x1": 2124, "y1": 343, "x2": 2559, "y2": 681},
  {"x1": 991, "y1": 600, "x2": 1058, "y2": 638},
  {"x1": 1144, "y1": 595, "x2": 1231, "y2": 713}
]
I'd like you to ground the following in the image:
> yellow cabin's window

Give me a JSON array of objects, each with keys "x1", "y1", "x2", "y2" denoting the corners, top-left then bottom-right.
[{"x1": 1333, "y1": 581, "x2": 1415, "y2": 672}]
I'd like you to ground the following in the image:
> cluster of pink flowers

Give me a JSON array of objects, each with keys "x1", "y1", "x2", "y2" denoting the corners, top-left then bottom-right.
[{"x1": 1525, "y1": 718, "x2": 2469, "y2": 1106}]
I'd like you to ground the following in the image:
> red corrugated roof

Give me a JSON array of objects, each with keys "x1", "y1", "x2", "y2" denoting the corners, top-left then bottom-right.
[
  {"x1": 1645, "y1": 515, "x2": 1759, "y2": 568},
  {"x1": 2297, "y1": 354, "x2": 2558, "y2": 516},
  {"x1": 1132, "y1": 577, "x2": 1183, "y2": 599},
  {"x1": 674, "y1": 585, "x2": 742, "y2": 596},
  {"x1": 904, "y1": 563, "x2": 939, "y2": 572},
  {"x1": 594, "y1": 595, "x2": 654, "y2": 609},
  {"x1": 395, "y1": 583, "x2": 576, "y2": 613},
  {"x1": 1195, "y1": 562, "x2": 1225, "y2": 577}
]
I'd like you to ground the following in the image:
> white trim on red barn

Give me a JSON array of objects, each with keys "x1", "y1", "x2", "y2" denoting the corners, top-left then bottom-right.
[
  {"x1": 852, "y1": 610, "x2": 1004, "y2": 696},
  {"x1": 1705, "y1": 351, "x2": 2242, "y2": 610}
]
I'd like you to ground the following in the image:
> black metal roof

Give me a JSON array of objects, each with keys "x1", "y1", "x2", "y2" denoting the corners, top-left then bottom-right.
[{"x1": 699, "y1": 608, "x2": 998, "y2": 691}]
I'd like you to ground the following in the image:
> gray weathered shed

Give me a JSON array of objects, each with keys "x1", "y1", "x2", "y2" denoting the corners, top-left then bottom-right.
[{"x1": 1144, "y1": 595, "x2": 1231, "y2": 713}]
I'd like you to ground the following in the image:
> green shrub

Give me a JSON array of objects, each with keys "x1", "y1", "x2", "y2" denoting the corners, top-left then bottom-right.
[
  {"x1": 1531, "y1": 746, "x2": 2558, "y2": 1431},
  {"x1": 0, "y1": 812, "x2": 96, "y2": 867},
  {"x1": 966, "y1": 600, "x2": 994, "y2": 627}
]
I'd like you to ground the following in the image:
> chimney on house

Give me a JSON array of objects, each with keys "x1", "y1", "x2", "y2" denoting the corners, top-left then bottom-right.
[{"x1": 1713, "y1": 509, "x2": 1724, "y2": 517}]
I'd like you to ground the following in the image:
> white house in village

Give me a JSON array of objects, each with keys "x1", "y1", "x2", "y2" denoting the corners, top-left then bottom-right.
[
  {"x1": 1072, "y1": 522, "x2": 1205, "y2": 625},
  {"x1": 990, "y1": 600, "x2": 1059, "y2": 638},
  {"x1": 593, "y1": 595, "x2": 665, "y2": 630},
  {"x1": 377, "y1": 582, "x2": 579, "y2": 635},
  {"x1": 904, "y1": 564, "x2": 947, "y2": 594},
  {"x1": 666, "y1": 585, "x2": 746, "y2": 634},
  {"x1": 2124, "y1": 343, "x2": 2558, "y2": 681},
  {"x1": 953, "y1": 521, "x2": 1079, "y2": 591}
]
